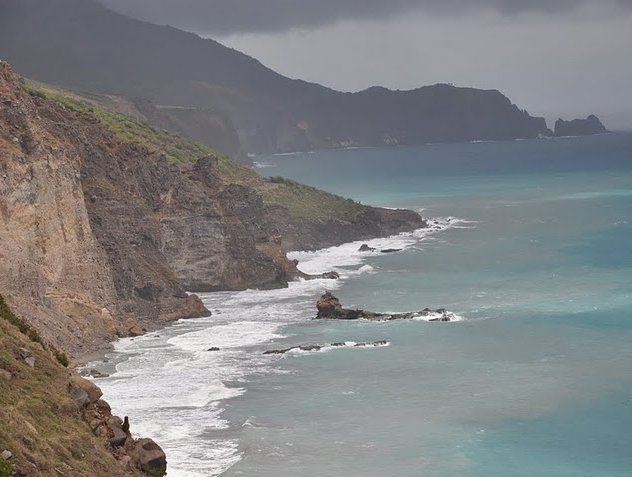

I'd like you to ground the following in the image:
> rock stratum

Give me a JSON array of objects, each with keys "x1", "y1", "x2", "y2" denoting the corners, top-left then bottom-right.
[
  {"x1": 0, "y1": 0, "x2": 553, "y2": 157},
  {"x1": 0, "y1": 60, "x2": 424, "y2": 359}
]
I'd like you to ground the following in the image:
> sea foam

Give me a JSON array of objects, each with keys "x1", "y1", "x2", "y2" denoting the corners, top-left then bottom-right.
[{"x1": 91, "y1": 216, "x2": 467, "y2": 476}]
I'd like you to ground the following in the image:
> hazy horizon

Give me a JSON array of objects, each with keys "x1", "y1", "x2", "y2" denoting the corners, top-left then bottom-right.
[{"x1": 97, "y1": 0, "x2": 632, "y2": 130}]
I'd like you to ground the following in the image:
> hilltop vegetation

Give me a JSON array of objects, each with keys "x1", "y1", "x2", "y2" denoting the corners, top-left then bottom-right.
[{"x1": 23, "y1": 80, "x2": 371, "y2": 218}]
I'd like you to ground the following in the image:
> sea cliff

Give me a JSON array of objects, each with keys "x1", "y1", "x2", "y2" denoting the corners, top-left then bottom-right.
[{"x1": 0, "y1": 60, "x2": 424, "y2": 359}]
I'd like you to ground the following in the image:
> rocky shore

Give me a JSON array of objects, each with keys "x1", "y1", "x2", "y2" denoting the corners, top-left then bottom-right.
[
  {"x1": 0, "y1": 60, "x2": 425, "y2": 360},
  {"x1": 1, "y1": 301, "x2": 167, "y2": 477}
]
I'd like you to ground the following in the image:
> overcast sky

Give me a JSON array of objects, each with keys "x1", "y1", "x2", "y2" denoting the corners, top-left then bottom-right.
[{"x1": 99, "y1": 0, "x2": 632, "y2": 128}]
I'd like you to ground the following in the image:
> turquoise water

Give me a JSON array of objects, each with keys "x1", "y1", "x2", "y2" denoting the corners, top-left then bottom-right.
[
  {"x1": 96, "y1": 134, "x2": 632, "y2": 476},
  {"x1": 223, "y1": 135, "x2": 632, "y2": 476}
]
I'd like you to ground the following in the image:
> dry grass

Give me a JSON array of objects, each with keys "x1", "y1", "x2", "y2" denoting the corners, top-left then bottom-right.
[{"x1": 0, "y1": 313, "x2": 125, "y2": 476}]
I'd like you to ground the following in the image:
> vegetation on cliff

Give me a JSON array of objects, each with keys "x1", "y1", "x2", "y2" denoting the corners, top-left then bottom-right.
[
  {"x1": 0, "y1": 299, "x2": 164, "y2": 477},
  {"x1": 1, "y1": 59, "x2": 423, "y2": 360}
]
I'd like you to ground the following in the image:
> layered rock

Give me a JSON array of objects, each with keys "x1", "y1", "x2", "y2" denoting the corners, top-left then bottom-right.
[
  {"x1": 0, "y1": 61, "x2": 427, "y2": 357},
  {"x1": 554, "y1": 115, "x2": 608, "y2": 137}
]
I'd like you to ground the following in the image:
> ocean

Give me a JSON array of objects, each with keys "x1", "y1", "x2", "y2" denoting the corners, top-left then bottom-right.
[{"x1": 93, "y1": 133, "x2": 632, "y2": 476}]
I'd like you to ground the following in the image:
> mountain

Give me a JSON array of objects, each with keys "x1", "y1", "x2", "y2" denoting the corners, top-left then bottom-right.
[
  {"x1": 554, "y1": 114, "x2": 608, "y2": 137},
  {"x1": 0, "y1": 0, "x2": 552, "y2": 156}
]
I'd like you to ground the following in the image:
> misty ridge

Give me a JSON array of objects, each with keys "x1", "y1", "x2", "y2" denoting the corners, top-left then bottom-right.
[{"x1": 0, "y1": 0, "x2": 613, "y2": 162}]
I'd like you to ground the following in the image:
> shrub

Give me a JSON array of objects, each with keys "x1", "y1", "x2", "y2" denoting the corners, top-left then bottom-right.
[
  {"x1": 0, "y1": 460, "x2": 12, "y2": 477},
  {"x1": 55, "y1": 350, "x2": 70, "y2": 368},
  {"x1": 0, "y1": 294, "x2": 43, "y2": 344}
]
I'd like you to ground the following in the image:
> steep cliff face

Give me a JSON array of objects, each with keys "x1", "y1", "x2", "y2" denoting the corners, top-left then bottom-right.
[
  {"x1": 0, "y1": 61, "x2": 424, "y2": 357},
  {"x1": 0, "y1": 62, "x2": 123, "y2": 355}
]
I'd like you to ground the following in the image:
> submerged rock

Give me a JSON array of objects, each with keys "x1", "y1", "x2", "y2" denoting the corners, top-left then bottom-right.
[
  {"x1": 380, "y1": 248, "x2": 402, "y2": 253},
  {"x1": 358, "y1": 244, "x2": 376, "y2": 252},
  {"x1": 264, "y1": 340, "x2": 389, "y2": 355},
  {"x1": 315, "y1": 292, "x2": 456, "y2": 322}
]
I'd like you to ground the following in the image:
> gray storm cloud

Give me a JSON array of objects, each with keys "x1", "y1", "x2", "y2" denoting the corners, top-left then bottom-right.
[{"x1": 97, "y1": 0, "x2": 632, "y2": 34}]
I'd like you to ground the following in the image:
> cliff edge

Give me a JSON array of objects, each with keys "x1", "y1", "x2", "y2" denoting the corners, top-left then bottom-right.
[{"x1": 0, "y1": 60, "x2": 424, "y2": 358}]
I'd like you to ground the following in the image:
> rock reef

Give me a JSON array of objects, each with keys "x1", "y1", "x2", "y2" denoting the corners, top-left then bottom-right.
[
  {"x1": 264, "y1": 340, "x2": 389, "y2": 355},
  {"x1": 316, "y1": 292, "x2": 456, "y2": 322}
]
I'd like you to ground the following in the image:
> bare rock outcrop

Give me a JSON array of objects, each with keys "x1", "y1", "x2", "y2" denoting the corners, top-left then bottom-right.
[{"x1": 316, "y1": 292, "x2": 456, "y2": 322}]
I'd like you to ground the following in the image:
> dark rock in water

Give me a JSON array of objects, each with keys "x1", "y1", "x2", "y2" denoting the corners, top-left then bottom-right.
[
  {"x1": 554, "y1": 115, "x2": 608, "y2": 137},
  {"x1": 320, "y1": 271, "x2": 340, "y2": 280},
  {"x1": 380, "y1": 248, "x2": 402, "y2": 253},
  {"x1": 316, "y1": 292, "x2": 362, "y2": 320},
  {"x1": 264, "y1": 340, "x2": 389, "y2": 355},
  {"x1": 315, "y1": 292, "x2": 455, "y2": 322},
  {"x1": 359, "y1": 244, "x2": 376, "y2": 252},
  {"x1": 298, "y1": 345, "x2": 322, "y2": 352},
  {"x1": 132, "y1": 438, "x2": 167, "y2": 477},
  {"x1": 263, "y1": 348, "x2": 289, "y2": 355},
  {"x1": 82, "y1": 368, "x2": 110, "y2": 379},
  {"x1": 207, "y1": 347, "x2": 220, "y2": 352}
]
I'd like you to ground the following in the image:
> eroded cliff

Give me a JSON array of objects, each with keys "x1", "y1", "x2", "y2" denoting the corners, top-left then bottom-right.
[{"x1": 0, "y1": 61, "x2": 424, "y2": 358}]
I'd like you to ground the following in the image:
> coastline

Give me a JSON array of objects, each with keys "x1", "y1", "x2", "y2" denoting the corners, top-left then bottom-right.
[{"x1": 88, "y1": 217, "x2": 464, "y2": 475}]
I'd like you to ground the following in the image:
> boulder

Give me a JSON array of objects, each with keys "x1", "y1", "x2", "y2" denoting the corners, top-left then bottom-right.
[
  {"x1": 358, "y1": 244, "x2": 376, "y2": 252},
  {"x1": 207, "y1": 347, "x2": 220, "y2": 352},
  {"x1": 109, "y1": 426, "x2": 128, "y2": 448},
  {"x1": 132, "y1": 439, "x2": 167, "y2": 477},
  {"x1": 1, "y1": 450, "x2": 12, "y2": 460},
  {"x1": 69, "y1": 375, "x2": 103, "y2": 407},
  {"x1": 68, "y1": 385, "x2": 90, "y2": 409},
  {"x1": 17, "y1": 347, "x2": 35, "y2": 366},
  {"x1": 320, "y1": 271, "x2": 340, "y2": 280}
]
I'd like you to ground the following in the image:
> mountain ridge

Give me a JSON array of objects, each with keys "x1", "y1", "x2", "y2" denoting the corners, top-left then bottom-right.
[{"x1": 0, "y1": 0, "x2": 555, "y2": 155}]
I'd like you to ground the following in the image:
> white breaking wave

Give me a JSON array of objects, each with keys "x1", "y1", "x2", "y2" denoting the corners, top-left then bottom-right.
[
  {"x1": 289, "y1": 216, "x2": 472, "y2": 276},
  {"x1": 283, "y1": 341, "x2": 391, "y2": 356},
  {"x1": 253, "y1": 161, "x2": 277, "y2": 168},
  {"x1": 91, "y1": 215, "x2": 469, "y2": 476}
]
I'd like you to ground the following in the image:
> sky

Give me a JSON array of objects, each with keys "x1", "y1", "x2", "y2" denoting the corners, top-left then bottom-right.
[{"x1": 98, "y1": 0, "x2": 632, "y2": 129}]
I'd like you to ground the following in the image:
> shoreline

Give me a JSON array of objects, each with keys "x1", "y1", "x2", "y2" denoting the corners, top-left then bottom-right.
[
  {"x1": 88, "y1": 217, "x2": 462, "y2": 475},
  {"x1": 75, "y1": 216, "x2": 441, "y2": 368}
]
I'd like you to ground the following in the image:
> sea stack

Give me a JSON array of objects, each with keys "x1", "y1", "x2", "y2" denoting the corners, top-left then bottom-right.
[{"x1": 554, "y1": 114, "x2": 608, "y2": 137}]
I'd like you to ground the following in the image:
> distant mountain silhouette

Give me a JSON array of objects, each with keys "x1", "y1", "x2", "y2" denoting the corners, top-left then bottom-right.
[
  {"x1": 0, "y1": 0, "x2": 552, "y2": 155},
  {"x1": 554, "y1": 115, "x2": 608, "y2": 137}
]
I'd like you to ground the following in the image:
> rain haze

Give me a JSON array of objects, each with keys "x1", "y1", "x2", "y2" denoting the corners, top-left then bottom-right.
[{"x1": 98, "y1": 0, "x2": 632, "y2": 129}]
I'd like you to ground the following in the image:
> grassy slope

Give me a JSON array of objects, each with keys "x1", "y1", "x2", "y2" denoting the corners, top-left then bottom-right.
[
  {"x1": 23, "y1": 81, "x2": 371, "y2": 220},
  {"x1": 0, "y1": 299, "x2": 128, "y2": 477}
]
